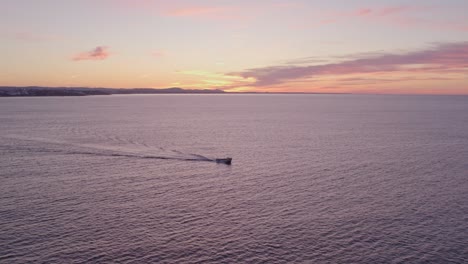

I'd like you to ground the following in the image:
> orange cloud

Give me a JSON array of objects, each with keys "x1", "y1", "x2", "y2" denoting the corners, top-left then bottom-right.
[{"x1": 72, "y1": 46, "x2": 111, "y2": 61}]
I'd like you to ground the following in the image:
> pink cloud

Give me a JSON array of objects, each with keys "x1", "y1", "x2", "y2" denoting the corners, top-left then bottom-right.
[
  {"x1": 112, "y1": 0, "x2": 158, "y2": 9},
  {"x1": 387, "y1": 16, "x2": 468, "y2": 32},
  {"x1": 151, "y1": 51, "x2": 165, "y2": 58},
  {"x1": 356, "y1": 8, "x2": 372, "y2": 16},
  {"x1": 232, "y1": 42, "x2": 468, "y2": 87},
  {"x1": 15, "y1": 32, "x2": 59, "y2": 41},
  {"x1": 319, "y1": 19, "x2": 338, "y2": 25},
  {"x1": 3, "y1": 30, "x2": 64, "y2": 42},
  {"x1": 339, "y1": 6, "x2": 409, "y2": 19},
  {"x1": 435, "y1": 21, "x2": 468, "y2": 32},
  {"x1": 167, "y1": 7, "x2": 229, "y2": 17},
  {"x1": 165, "y1": 5, "x2": 247, "y2": 21},
  {"x1": 72, "y1": 46, "x2": 110, "y2": 61},
  {"x1": 111, "y1": 0, "x2": 241, "y2": 20},
  {"x1": 302, "y1": 5, "x2": 468, "y2": 33},
  {"x1": 378, "y1": 6, "x2": 409, "y2": 16},
  {"x1": 458, "y1": 25, "x2": 468, "y2": 31},
  {"x1": 302, "y1": 6, "x2": 410, "y2": 29}
]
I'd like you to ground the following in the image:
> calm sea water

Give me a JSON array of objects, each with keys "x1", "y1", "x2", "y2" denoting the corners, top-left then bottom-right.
[{"x1": 1, "y1": 94, "x2": 467, "y2": 263}]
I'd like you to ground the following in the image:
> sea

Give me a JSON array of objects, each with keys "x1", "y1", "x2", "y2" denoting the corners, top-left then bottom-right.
[{"x1": 0, "y1": 94, "x2": 467, "y2": 263}]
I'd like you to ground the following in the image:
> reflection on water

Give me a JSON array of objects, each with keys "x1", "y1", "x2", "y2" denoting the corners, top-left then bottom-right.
[{"x1": 1, "y1": 95, "x2": 467, "y2": 263}]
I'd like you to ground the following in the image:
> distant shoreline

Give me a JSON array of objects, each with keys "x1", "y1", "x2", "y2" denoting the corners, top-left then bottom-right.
[
  {"x1": 0, "y1": 86, "x2": 224, "y2": 97},
  {"x1": 1, "y1": 86, "x2": 465, "y2": 97},
  {"x1": 0, "y1": 86, "x2": 350, "y2": 97}
]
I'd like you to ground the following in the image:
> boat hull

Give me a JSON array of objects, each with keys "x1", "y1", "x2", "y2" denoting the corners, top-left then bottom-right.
[{"x1": 215, "y1": 158, "x2": 232, "y2": 165}]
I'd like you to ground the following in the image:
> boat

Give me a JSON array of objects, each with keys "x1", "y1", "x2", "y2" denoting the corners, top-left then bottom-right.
[{"x1": 215, "y1": 158, "x2": 232, "y2": 165}]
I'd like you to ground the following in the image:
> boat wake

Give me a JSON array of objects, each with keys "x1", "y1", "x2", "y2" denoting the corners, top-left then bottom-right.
[{"x1": 2, "y1": 135, "x2": 231, "y2": 165}]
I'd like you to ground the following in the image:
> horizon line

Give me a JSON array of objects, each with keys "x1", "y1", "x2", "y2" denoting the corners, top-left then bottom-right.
[{"x1": 1, "y1": 86, "x2": 467, "y2": 96}]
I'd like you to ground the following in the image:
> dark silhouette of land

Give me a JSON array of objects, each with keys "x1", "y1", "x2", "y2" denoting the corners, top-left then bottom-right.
[
  {"x1": 0, "y1": 86, "x2": 226, "y2": 97},
  {"x1": 0, "y1": 86, "x2": 348, "y2": 97}
]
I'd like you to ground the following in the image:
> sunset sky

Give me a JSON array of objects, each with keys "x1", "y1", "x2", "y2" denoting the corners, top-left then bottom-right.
[{"x1": 1, "y1": 0, "x2": 467, "y2": 94}]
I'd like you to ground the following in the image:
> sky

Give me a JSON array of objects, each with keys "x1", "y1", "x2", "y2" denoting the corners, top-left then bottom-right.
[{"x1": 1, "y1": 0, "x2": 467, "y2": 94}]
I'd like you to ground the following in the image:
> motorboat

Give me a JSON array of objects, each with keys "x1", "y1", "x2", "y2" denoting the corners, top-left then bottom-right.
[{"x1": 215, "y1": 158, "x2": 232, "y2": 165}]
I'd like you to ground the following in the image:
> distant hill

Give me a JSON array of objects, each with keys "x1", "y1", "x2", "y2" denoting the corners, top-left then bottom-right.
[{"x1": 0, "y1": 86, "x2": 226, "y2": 97}]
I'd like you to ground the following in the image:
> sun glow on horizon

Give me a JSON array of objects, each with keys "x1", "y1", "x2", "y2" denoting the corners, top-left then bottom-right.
[{"x1": 1, "y1": 0, "x2": 467, "y2": 94}]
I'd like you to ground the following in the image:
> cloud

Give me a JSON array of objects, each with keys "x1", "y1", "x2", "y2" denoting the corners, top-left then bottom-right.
[
  {"x1": 232, "y1": 42, "x2": 468, "y2": 87},
  {"x1": 111, "y1": 0, "x2": 241, "y2": 20},
  {"x1": 284, "y1": 57, "x2": 332, "y2": 65},
  {"x1": 421, "y1": 21, "x2": 468, "y2": 32},
  {"x1": 300, "y1": 5, "x2": 412, "y2": 29},
  {"x1": 343, "y1": 6, "x2": 409, "y2": 18},
  {"x1": 356, "y1": 8, "x2": 372, "y2": 16},
  {"x1": 336, "y1": 76, "x2": 459, "y2": 86},
  {"x1": 179, "y1": 70, "x2": 256, "y2": 89},
  {"x1": 151, "y1": 51, "x2": 165, "y2": 58},
  {"x1": 72, "y1": 46, "x2": 111, "y2": 61},
  {"x1": 167, "y1": 7, "x2": 230, "y2": 17},
  {"x1": 330, "y1": 5, "x2": 468, "y2": 32},
  {"x1": 378, "y1": 6, "x2": 409, "y2": 16},
  {"x1": 2, "y1": 30, "x2": 64, "y2": 42}
]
